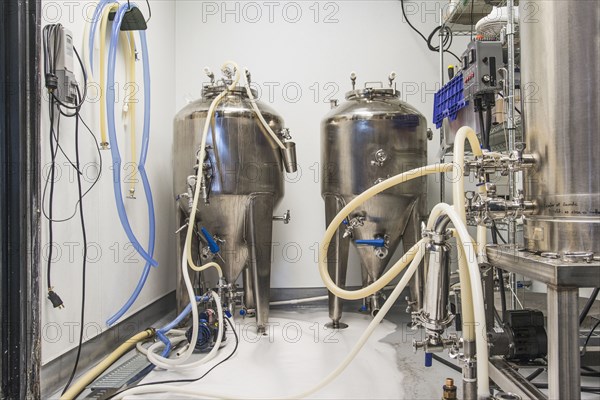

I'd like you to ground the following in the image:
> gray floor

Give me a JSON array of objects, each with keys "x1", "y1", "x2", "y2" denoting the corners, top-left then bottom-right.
[{"x1": 50, "y1": 288, "x2": 600, "y2": 399}]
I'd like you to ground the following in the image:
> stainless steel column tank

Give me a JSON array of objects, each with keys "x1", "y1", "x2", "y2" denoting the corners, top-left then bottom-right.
[
  {"x1": 173, "y1": 72, "x2": 295, "y2": 332},
  {"x1": 321, "y1": 73, "x2": 428, "y2": 328},
  {"x1": 521, "y1": 0, "x2": 600, "y2": 255}
]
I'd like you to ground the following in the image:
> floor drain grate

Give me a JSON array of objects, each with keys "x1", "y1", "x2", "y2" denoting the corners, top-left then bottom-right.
[{"x1": 88, "y1": 353, "x2": 151, "y2": 390}]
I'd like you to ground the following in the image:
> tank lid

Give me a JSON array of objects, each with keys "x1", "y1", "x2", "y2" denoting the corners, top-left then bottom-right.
[
  {"x1": 345, "y1": 87, "x2": 400, "y2": 101},
  {"x1": 201, "y1": 84, "x2": 259, "y2": 100}
]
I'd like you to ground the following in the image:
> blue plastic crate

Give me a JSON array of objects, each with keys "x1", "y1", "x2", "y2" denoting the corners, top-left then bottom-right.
[{"x1": 433, "y1": 72, "x2": 469, "y2": 129}]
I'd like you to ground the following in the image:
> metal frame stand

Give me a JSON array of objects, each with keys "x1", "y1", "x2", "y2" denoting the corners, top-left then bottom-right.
[
  {"x1": 546, "y1": 285, "x2": 580, "y2": 399},
  {"x1": 487, "y1": 245, "x2": 600, "y2": 400}
]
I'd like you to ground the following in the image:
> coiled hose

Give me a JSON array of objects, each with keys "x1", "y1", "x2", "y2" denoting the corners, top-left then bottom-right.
[{"x1": 105, "y1": 3, "x2": 157, "y2": 326}]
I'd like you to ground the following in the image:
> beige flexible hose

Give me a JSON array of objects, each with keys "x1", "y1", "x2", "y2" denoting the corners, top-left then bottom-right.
[
  {"x1": 318, "y1": 163, "x2": 454, "y2": 300},
  {"x1": 60, "y1": 329, "x2": 154, "y2": 400}
]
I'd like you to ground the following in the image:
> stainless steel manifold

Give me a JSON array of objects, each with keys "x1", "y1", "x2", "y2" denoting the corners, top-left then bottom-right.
[
  {"x1": 320, "y1": 73, "x2": 428, "y2": 328},
  {"x1": 173, "y1": 70, "x2": 296, "y2": 332}
]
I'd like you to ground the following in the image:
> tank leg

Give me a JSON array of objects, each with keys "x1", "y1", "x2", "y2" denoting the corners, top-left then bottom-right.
[
  {"x1": 324, "y1": 195, "x2": 349, "y2": 330},
  {"x1": 242, "y1": 266, "x2": 256, "y2": 316},
  {"x1": 404, "y1": 209, "x2": 423, "y2": 315},
  {"x1": 247, "y1": 195, "x2": 275, "y2": 335}
]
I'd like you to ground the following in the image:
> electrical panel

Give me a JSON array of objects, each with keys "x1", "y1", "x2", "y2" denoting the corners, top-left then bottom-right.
[{"x1": 461, "y1": 40, "x2": 503, "y2": 100}]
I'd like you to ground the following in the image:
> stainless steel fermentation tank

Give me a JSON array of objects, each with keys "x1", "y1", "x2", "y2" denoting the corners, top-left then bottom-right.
[
  {"x1": 521, "y1": 0, "x2": 600, "y2": 255},
  {"x1": 321, "y1": 74, "x2": 428, "y2": 328},
  {"x1": 173, "y1": 77, "x2": 295, "y2": 331}
]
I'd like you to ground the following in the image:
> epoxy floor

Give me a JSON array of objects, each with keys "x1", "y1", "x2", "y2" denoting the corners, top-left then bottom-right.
[{"x1": 125, "y1": 306, "x2": 463, "y2": 399}]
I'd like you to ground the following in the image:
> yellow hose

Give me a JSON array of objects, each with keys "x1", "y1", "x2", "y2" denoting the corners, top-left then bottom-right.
[
  {"x1": 98, "y1": 5, "x2": 118, "y2": 148},
  {"x1": 126, "y1": 31, "x2": 137, "y2": 197},
  {"x1": 60, "y1": 329, "x2": 154, "y2": 400},
  {"x1": 318, "y1": 163, "x2": 454, "y2": 300}
]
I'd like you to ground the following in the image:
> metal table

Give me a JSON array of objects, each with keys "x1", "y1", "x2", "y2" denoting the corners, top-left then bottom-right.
[{"x1": 486, "y1": 244, "x2": 600, "y2": 399}]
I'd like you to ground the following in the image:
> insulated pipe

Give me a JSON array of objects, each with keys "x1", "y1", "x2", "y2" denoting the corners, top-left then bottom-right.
[
  {"x1": 114, "y1": 241, "x2": 427, "y2": 400},
  {"x1": 318, "y1": 163, "x2": 454, "y2": 300}
]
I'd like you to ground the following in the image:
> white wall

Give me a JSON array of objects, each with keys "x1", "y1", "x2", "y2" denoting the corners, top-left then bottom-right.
[
  {"x1": 40, "y1": 0, "x2": 177, "y2": 363},
  {"x1": 174, "y1": 0, "x2": 469, "y2": 288}
]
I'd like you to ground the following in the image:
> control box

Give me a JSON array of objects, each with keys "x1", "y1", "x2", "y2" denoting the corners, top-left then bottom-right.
[
  {"x1": 461, "y1": 40, "x2": 503, "y2": 100},
  {"x1": 54, "y1": 26, "x2": 78, "y2": 105}
]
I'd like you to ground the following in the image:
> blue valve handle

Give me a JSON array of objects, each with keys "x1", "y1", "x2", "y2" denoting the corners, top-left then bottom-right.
[
  {"x1": 355, "y1": 238, "x2": 386, "y2": 248},
  {"x1": 201, "y1": 227, "x2": 220, "y2": 254}
]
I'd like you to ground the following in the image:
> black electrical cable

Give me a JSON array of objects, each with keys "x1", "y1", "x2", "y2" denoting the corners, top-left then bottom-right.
[
  {"x1": 431, "y1": 353, "x2": 462, "y2": 373},
  {"x1": 41, "y1": 114, "x2": 103, "y2": 223},
  {"x1": 399, "y1": 0, "x2": 461, "y2": 63},
  {"x1": 145, "y1": 0, "x2": 152, "y2": 23},
  {"x1": 492, "y1": 220, "x2": 507, "y2": 244},
  {"x1": 61, "y1": 89, "x2": 89, "y2": 396},
  {"x1": 478, "y1": 107, "x2": 486, "y2": 148},
  {"x1": 579, "y1": 288, "x2": 599, "y2": 325},
  {"x1": 485, "y1": 107, "x2": 493, "y2": 150},
  {"x1": 46, "y1": 96, "x2": 58, "y2": 294},
  {"x1": 525, "y1": 368, "x2": 545, "y2": 381},
  {"x1": 490, "y1": 221, "x2": 507, "y2": 323},
  {"x1": 470, "y1": 0, "x2": 475, "y2": 40},
  {"x1": 580, "y1": 318, "x2": 600, "y2": 357},
  {"x1": 107, "y1": 317, "x2": 239, "y2": 399}
]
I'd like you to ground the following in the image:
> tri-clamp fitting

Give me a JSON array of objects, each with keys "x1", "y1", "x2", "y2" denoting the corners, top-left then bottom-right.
[
  {"x1": 466, "y1": 183, "x2": 536, "y2": 224},
  {"x1": 218, "y1": 278, "x2": 242, "y2": 316},
  {"x1": 463, "y1": 143, "x2": 535, "y2": 180},
  {"x1": 342, "y1": 216, "x2": 365, "y2": 238},
  {"x1": 413, "y1": 333, "x2": 460, "y2": 353},
  {"x1": 370, "y1": 149, "x2": 388, "y2": 167}
]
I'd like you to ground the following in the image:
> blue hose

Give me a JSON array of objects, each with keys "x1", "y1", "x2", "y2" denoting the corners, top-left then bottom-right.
[
  {"x1": 105, "y1": 3, "x2": 157, "y2": 326},
  {"x1": 156, "y1": 296, "x2": 209, "y2": 356},
  {"x1": 158, "y1": 296, "x2": 209, "y2": 334},
  {"x1": 106, "y1": 3, "x2": 157, "y2": 267}
]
